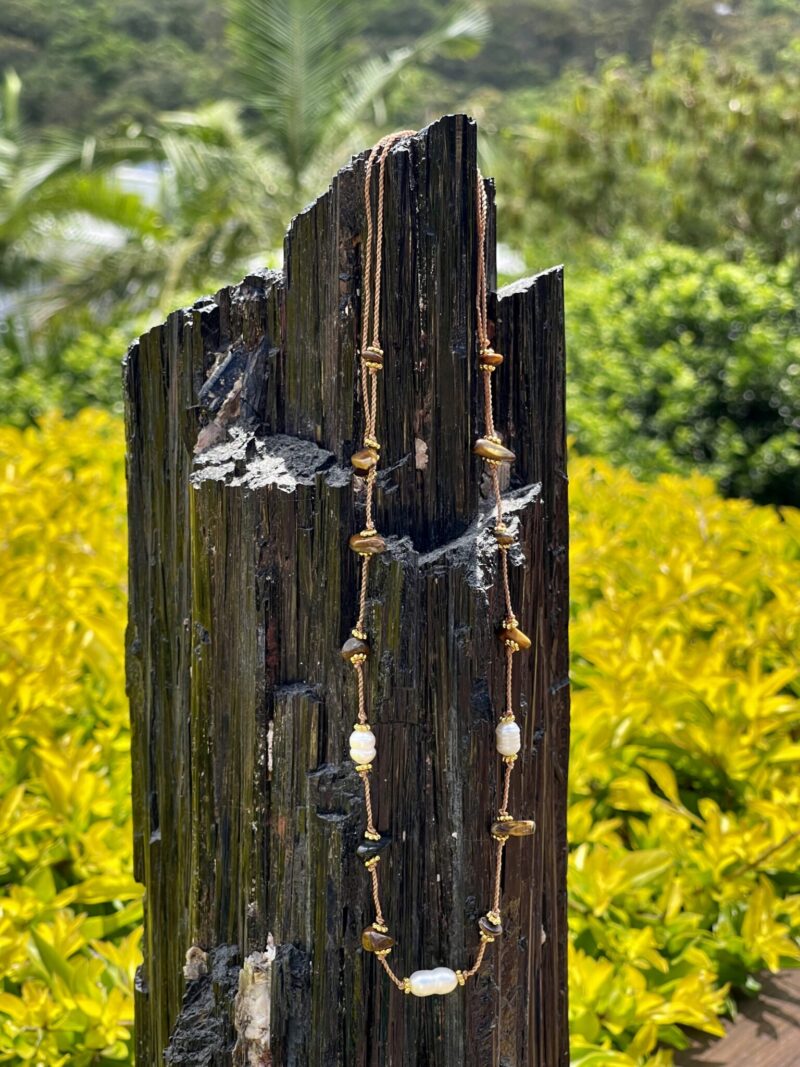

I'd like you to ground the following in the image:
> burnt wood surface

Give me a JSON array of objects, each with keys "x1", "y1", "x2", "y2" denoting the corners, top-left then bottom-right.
[{"x1": 124, "y1": 114, "x2": 569, "y2": 1066}]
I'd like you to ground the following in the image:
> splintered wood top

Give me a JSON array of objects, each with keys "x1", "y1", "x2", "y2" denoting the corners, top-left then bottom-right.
[{"x1": 675, "y1": 970, "x2": 800, "y2": 1067}]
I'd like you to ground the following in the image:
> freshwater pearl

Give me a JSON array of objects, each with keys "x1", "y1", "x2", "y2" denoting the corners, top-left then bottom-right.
[
  {"x1": 495, "y1": 721, "x2": 521, "y2": 757},
  {"x1": 349, "y1": 729, "x2": 376, "y2": 765},
  {"x1": 408, "y1": 967, "x2": 458, "y2": 997}
]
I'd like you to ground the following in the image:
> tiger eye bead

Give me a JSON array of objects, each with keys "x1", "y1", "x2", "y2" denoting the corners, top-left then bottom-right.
[
  {"x1": 341, "y1": 636, "x2": 369, "y2": 662},
  {"x1": 497, "y1": 620, "x2": 531, "y2": 651},
  {"x1": 479, "y1": 349, "x2": 504, "y2": 367},
  {"x1": 361, "y1": 926, "x2": 395, "y2": 953},
  {"x1": 478, "y1": 913, "x2": 503, "y2": 938},
  {"x1": 351, "y1": 448, "x2": 378, "y2": 476},
  {"x1": 491, "y1": 819, "x2": 535, "y2": 838},
  {"x1": 349, "y1": 531, "x2": 386, "y2": 556},
  {"x1": 494, "y1": 526, "x2": 515, "y2": 548},
  {"x1": 473, "y1": 437, "x2": 515, "y2": 464},
  {"x1": 362, "y1": 347, "x2": 384, "y2": 369}
]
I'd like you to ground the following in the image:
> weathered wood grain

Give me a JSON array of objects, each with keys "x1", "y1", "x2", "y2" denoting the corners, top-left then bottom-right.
[{"x1": 124, "y1": 113, "x2": 569, "y2": 1066}]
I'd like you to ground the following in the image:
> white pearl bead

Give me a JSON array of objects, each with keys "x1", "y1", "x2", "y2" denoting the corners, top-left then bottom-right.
[
  {"x1": 495, "y1": 721, "x2": 521, "y2": 756},
  {"x1": 408, "y1": 967, "x2": 458, "y2": 996},
  {"x1": 349, "y1": 729, "x2": 376, "y2": 764}
]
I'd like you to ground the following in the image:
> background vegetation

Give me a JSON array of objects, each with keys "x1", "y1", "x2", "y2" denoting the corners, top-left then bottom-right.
[{"x1": 0, "y1": 0, "x2": 798, "y2": 1063}]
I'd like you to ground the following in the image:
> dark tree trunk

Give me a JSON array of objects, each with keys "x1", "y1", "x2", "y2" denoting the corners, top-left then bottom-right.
[{"x1": 124, "y1": 114, "x2": 569, "y2": 1067}]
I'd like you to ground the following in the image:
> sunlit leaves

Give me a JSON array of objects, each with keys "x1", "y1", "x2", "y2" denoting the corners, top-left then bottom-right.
[
  {"x1": 0, "y1": 411, "x2": 140, "y2": 1064},
  {"x1": 569, "y1": 453, "x2": 800, "y2": 1062}
]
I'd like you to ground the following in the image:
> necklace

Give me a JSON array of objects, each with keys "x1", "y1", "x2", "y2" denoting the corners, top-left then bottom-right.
[{"x1": 342, "y1": 128, "x2": 535, "y2": 997}]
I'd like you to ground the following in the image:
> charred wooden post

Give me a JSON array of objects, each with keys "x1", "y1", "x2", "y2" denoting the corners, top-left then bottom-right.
[{"x1": 124, "y1": 114, "x2": 569, "y2": 1066}]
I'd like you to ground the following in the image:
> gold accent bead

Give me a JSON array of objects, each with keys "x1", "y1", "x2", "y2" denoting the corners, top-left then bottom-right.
[
  {"x1": 479, "y1": 930, "x2": 496, "y2": 943},
  {"x1": 363, "y1": 436, "x2": 380, "y2": 451},
  {"x1": 502, "y1": 754, "x2": 518, "y2": 765},
  {"x1": 498, "y1": 814, "x2": 513, "y2": 822},
  {"x1": 375, "y1": 948, "x2": 391, "y2": 957},
  {"x1": 403, "y1": 978, "x2": 412, "y2": 994},
  {"x1": 486, "y1": 910, "x2": 501, "y2": 924},
  {"x1": 364, "y1": 830, "x2": 381, "y2": 842},
  {"x1": 372, "y1": 920, "x2": 388, "y2": 932},
  {"x1": 355, "y1": 763, "x2": 373, "y2": 773},
  {"x1": 455, "y1": 969, "x2": 466, "y2": 986},
  {"x1": 491, "y1": 831, "x2": 509, "y2": 842},
  {"x1": 479, "y1": 363, "x2": 496, "y2": 373},
  {"x1": 499, "y1": 713, "x2": 515, "y2": 725},
  {"x1": 353, "y1": 722, "x2": 371, "y2": 732},
  {"x1": 351, "y1": 627, "x2": 367, "y2": 640},
  {"x1": 363, "y1": 855, "x2": 381, "y2": 869}
]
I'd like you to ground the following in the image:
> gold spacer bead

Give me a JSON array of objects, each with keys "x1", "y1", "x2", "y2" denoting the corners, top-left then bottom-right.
[
  {"x1": 498, "y1": 814, "x2": 513, "y2": 822},
  {"x1": 491, "y1": 831, "x2": 510, "y2": 842},
  {"x1": 360, "y1": 528, "x2": 377, "y2": 537},
  {"x1": 355, "y1": 763, "x2": 373, "y2": 773},
  {"x1": 364, "y1": 831, "x2": 381, "y2": 842},
  {"x1": 375, "y1": 948, "x2": 392, "y2": 957},
  {"x1": 455, "y1": 969, "x2": 466, "y2": 986},
  {"x1": 480, "y1": 931, "x2": 496, "y2": 943},
  {"x1": 351, "y1": 628, "x2": 367, "y2": 640},
  {"x1": 486, "y1": 910, "x2": 501, "y2": 924},
  {"x1": 363, "y1": 856, "x2": 381, "y2": 869},
  {"x1": 502, "y1": 755, "x2": 518, "y2": 765},
  {"x1": 351, "y1": 653, "x2": 367, "y2": 665},
  {"x1": 372, "y1": 920, "x2": 388, "y2": 932},
  {"x1": 499, "y1": 713, "x2": 515, "y2": 724},
  {"x1": 479, "y1": 363, "x2": 496, "y2": 373},
  {"x1": 486, "y1": 433, "x2": 501, "y2": 444},
  {"x1": 363, "y1": 436, "x2": 380, "y2": 451},
  {"x1": 505, "y1": 639, "x2": 520, "y2": 652},
  {"x1": 353, "y1": 722, "x2": 371, "y2": 732},
  {"x1": 403, "y1": 978, "x2": 412, "y2": 994}
]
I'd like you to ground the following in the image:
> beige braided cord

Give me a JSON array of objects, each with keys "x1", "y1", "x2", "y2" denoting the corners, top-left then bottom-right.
[{"x1": 347, "y1": 135, "x2": 530, "y2": 993}]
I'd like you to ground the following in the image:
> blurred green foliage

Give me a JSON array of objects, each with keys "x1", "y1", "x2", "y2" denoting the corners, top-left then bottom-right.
[
  {"x1": 567, "y1": 244, "x2": 800, "y2": 506},
  {"x1": 498, "y1": 47, "x2": 800, "y2": 265}
]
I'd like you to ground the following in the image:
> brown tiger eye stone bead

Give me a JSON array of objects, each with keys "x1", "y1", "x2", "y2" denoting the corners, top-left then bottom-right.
[
  {"x1": 362, "y1": 348, "x2": 384, "y2": 368},
  {"x1": 351, "y1": 448, "x2": 378, "y2": 476},
  {"x1": 473, "y1": 437, "x2": 515, "y2": 464},
  {"x1": 491, "y1": 819, "x2": 535, "y2": 838},
  {"x1": 478, "y1": 914, "x2": 503, "y2": 938},
  {"x1": 479, "y1": 349, "x2": 504, "y2": 367},
  {"x1": 341, "y1": 636, "x2": 369, "y2": 662},
  {"x1": 349, "y1": 531, "x2": 386, "y2": 556},
  {"x1": 494, "y1": 527, "x2": 515, "y2": 547},
  {"x1": 497, "y1": 622, "x2": 531, "y2": 650},
  {"x1": 361, "y1": 926, "x2": 395, "y2": 953}
]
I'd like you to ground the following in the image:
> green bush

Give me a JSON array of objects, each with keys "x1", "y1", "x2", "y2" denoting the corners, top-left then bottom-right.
[
  {"x1": 0, "y1": 327, "x2": 129, "y2": 427},
  {"x1": 499, "y1": 46, "x2": 800, "y2": 266},
  {"x1": 567, "y1": 243, "x2": 800, "y2": 506}
]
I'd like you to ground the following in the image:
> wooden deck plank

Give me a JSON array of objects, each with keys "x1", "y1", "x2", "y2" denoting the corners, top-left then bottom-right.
[{"x1": 674, "y1": 970, "x2": 800, "y2": 1066}]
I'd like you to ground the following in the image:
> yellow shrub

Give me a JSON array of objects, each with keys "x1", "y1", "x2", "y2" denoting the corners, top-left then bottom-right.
[
  {"x1": 0, "y1": 418, "x2": 798, "y2": 1065},
  {"x1": 0, "y1": 411, "x2": 140, "y2": 1065},
  {"x1": 568, "y1": 456, "x2": 800, "y2": 1064}
]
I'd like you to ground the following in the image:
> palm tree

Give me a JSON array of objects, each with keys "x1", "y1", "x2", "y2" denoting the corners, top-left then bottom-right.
[{"x1": 1, "y1": 1, "x2": 489, "y2": 334}]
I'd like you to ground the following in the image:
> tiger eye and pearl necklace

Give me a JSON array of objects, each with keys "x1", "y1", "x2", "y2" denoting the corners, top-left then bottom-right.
[{"x1": 341, "y1": 129, "x2": 535, "y2": 997}]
